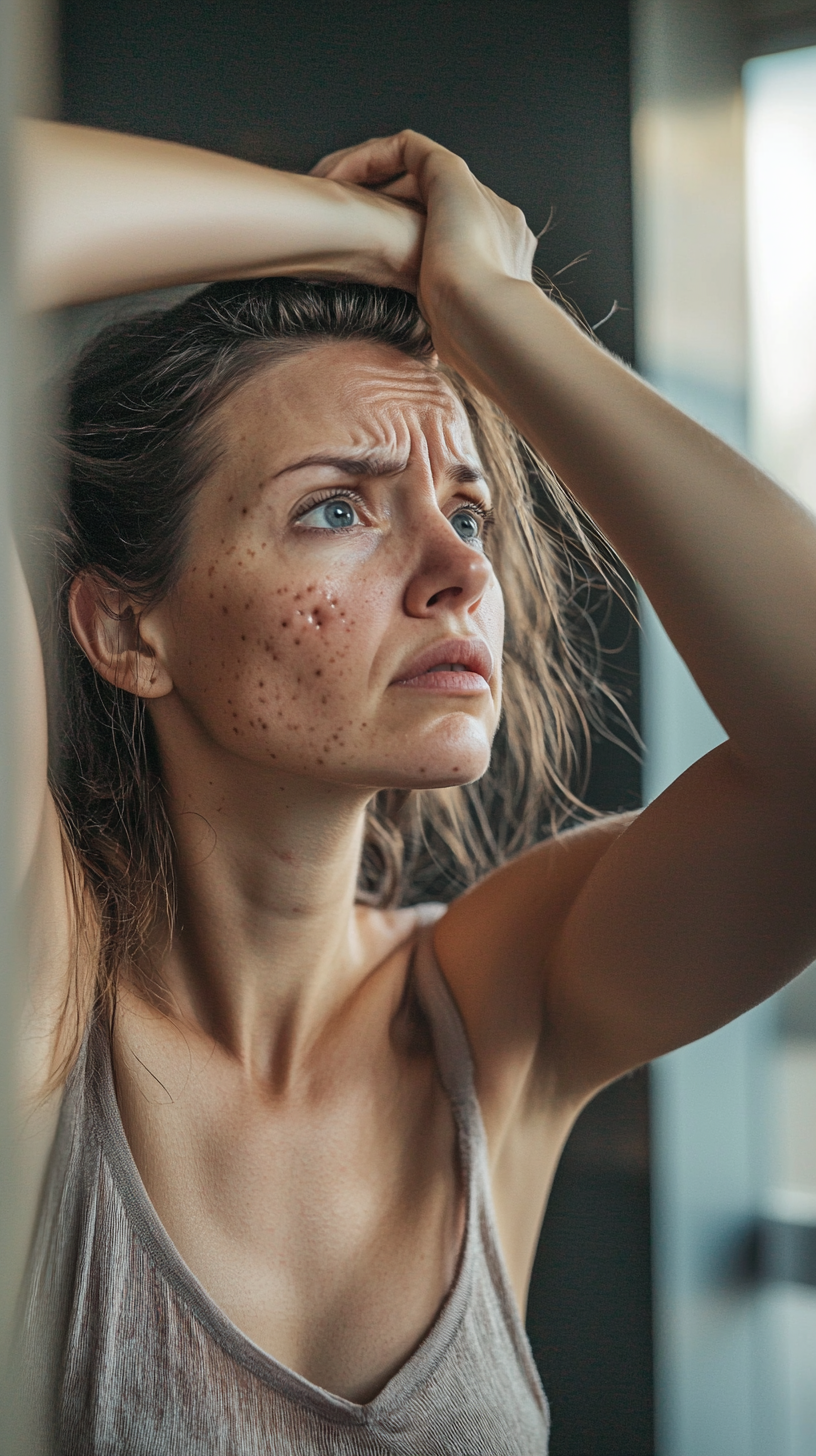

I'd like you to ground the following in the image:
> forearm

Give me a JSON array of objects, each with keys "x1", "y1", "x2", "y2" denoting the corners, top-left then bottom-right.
[
  {"x1": 440, "y1": 275, "x2": 816, "y2": 776},
  {"x1": 17, "y1": 121, "x2": 422, "y2": 311}
]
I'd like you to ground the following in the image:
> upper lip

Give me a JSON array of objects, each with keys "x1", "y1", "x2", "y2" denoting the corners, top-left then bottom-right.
[{"x1": 390, "y1": 637, "x2": 494, "y2": 684}]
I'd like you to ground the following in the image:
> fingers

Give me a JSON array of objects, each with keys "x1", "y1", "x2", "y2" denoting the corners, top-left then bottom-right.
[
  {"x1": 310, "y1": 134, "x2": 412, "y2": 187},
  {"x1": 374, "y1": 173, "x2": 424, "y2": 206}
]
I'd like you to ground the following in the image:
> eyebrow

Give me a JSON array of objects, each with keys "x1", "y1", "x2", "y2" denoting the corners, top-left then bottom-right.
[{"x1": 272, "y1": 452, "x2": 486, "y2": 486}]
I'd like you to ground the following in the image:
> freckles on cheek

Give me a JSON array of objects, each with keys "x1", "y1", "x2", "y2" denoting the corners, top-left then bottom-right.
[
  {"x1": 196, "y1": 568, "x2": 374, "y2": 768},
  {"x1": 263, "y1": 583, "x2": 368, "y2": 765}
]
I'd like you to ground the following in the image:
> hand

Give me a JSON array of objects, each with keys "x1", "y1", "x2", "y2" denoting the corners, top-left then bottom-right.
[{"x1": 311, "y1": 131, "x2": 537, "y2": 352}]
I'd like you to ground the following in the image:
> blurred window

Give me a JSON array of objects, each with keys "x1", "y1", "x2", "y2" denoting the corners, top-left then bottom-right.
[{"x1": 745, "y1": 44, "x2": 816, "y2": 1454}]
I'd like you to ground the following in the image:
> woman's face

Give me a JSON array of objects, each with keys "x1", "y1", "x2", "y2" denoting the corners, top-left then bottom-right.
[{"x1": 153, "y1": 339, "x2": 504, "y2": 792}]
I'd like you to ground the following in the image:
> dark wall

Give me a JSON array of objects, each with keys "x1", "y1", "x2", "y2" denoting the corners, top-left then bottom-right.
[
  {"x1": 60, "y1": 0, "x2": 635, "y2": 363},
  {"x1": 58, "y1": 3, "x2": 650, "y2": 1450}
]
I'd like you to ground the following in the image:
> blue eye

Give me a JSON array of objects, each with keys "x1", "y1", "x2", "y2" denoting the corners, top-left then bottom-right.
[
  {"x1": 302, "y1": 497, "x2": 360, "y2": 530},
  {"x1": 450, "y1": 508, "x2": 482, "y2": 542}
]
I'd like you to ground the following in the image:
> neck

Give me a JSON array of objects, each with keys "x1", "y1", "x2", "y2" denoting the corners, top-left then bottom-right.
[{"x1": 157, "y1": 747, "x2": 377, "y2": 1079}]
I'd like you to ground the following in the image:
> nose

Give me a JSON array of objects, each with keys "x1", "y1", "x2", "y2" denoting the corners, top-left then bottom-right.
[{"x1": 403, "y1": 512, "x2": 493, "y2": 619}]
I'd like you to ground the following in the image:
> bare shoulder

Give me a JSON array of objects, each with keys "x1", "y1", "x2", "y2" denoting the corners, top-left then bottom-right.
[{"x1": 432, "y1": 813, "x2": 638, "y2": 1104}]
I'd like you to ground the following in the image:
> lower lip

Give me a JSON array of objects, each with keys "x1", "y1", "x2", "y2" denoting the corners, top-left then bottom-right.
[{"x1": 391, "y1": 670, "x2": 490, "y2": 692}]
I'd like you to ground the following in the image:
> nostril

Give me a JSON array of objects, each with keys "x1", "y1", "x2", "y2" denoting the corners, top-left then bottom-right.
[{"x1": 428, "y1": 586, "x2": 462, "y2": 607}]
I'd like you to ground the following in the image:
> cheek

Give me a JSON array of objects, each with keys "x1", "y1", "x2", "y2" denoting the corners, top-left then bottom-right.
[{"x1": 176, "y1": 562, "x2": 388, "y2": 765}]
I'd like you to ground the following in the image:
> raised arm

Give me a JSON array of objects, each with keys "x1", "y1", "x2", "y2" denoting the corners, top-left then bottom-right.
[
  {"x1": 17, "y1": 120, "x2": 423, "y2": 311},
  {"x1": 315, "y1": 131, "x2": 816, "y2": 1098}
]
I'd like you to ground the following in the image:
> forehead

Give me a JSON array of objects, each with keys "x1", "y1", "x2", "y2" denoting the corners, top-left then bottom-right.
[{"x1": 217, "y1": 340, "x2": 476, "y2": 457}]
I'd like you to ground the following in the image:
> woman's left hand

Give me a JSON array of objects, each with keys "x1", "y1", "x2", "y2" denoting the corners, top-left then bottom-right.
[{"x1": 311, "y1": 131, "x2": 537, "y2": 355}]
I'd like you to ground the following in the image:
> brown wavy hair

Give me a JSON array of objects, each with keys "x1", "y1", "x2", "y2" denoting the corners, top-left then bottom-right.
[{"x1": 47, "y1": 277, "x2": 622, "y2": 1084}]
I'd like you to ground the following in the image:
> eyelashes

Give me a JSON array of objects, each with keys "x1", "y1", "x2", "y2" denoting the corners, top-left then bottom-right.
[
  {"x1": 292, "y1": 487, "x2": 368, "y2": 525},
  {"x1": 291, "y1": 486, "x2": 495, "y2": 538},
  {"x1": 460, "y1": 501, "x2": 496, "y2": 532}
]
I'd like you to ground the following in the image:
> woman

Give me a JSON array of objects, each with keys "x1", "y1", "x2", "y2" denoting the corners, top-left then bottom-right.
[{"x1": 17, "y1": 121, "x2": 816, "y2": 1453}]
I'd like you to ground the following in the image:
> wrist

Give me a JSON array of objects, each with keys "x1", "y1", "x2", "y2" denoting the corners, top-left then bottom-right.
[
  {"x1": 425, "y1": 272, "x2": 546, "y2": 364},
  {"x1": 308, "y1": 181, "x2": 423, "y2": 290}
]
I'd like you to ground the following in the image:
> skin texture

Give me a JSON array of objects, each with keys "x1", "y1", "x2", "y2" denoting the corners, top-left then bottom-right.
[{"x1": 15, "y1": 124, "x2": 816, "y2": 1400}]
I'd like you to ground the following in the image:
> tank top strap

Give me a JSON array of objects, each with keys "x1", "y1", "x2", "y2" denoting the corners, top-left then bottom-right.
[{"x1": 410, "y1": 907, "x2": 480, "y2": 1123}]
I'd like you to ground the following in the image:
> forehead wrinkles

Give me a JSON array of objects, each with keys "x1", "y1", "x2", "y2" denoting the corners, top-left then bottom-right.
[{"x1": 337, "y1": 363, "x2": 464, "y2": 422}]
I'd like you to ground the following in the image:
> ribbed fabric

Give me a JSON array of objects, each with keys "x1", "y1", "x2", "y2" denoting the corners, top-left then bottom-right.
[{"x1": 21, "y1": 925, "x2": 550, "y2": 1454}]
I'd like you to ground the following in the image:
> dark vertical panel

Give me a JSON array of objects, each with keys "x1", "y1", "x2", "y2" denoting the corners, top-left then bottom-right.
[
  {"x1": 58, "y1": 3, "x2": 650, "y2": 1448},
  {"x1": 528, "y1": 1071, "x2": 653, "y2": 1455}
]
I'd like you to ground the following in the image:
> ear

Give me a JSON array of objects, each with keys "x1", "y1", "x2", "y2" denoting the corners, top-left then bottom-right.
[{"x1": 68, "y1": 573, "x2": 174, "y2": 699}]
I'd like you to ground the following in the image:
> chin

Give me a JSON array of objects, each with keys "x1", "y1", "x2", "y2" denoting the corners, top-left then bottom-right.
[{"x1": 396, "y1": 744, "x2": 493, "y2": 792}]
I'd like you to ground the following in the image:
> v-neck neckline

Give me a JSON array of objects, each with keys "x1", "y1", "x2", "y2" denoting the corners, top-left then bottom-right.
[{"x1": 88, "y1": 928, "x2": 482, "y2": 1427}]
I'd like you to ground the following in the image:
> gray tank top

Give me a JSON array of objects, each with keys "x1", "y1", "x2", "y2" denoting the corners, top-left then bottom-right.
[{"x1": 21, "y1": 927, "x2": 550, "y2": 1454}]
